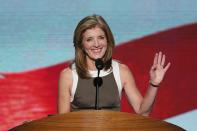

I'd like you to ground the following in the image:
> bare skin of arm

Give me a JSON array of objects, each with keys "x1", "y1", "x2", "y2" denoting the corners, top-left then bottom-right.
[
  {"x1": 57, "y1": 68, "x2": 72, "y2": 114},
  {"x1": 120, "y1": 52, "x2": 170, "y2": 116}
]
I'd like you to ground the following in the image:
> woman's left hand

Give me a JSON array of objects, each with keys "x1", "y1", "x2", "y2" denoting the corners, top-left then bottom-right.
[{"x1": 149, "y1": 52, "x2": 171, "y2": 86}]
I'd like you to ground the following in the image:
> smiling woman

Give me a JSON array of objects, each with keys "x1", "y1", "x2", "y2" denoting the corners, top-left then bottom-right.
[
  {"x1": 57, "y1": 14, "x2": 171, "y2": 115},
  {"x1": 82, "y1": 26, "x2": 107, "y2": 63},
  {"x1": 73, "y1": 15, "x2": 115, "y2": 79}
]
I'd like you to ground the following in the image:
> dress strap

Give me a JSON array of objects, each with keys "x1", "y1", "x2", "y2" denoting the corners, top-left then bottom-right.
[
  {"x1": 70, "y1": 64, "x2": 78, "y2": 102},
  {"x1": 112, "y1": 60, "x2": 122, "y2": 98}
]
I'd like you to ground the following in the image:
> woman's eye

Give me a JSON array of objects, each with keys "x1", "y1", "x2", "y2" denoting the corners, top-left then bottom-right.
[
  {"x1": 99, "y1": 36, "x2": 105, "y2": 40},
  {"x1": 86, "y1": 38, "x2": 92, "y2": 42}
]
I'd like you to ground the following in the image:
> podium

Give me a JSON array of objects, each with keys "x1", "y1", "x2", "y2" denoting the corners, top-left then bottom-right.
[{"x1": 10, "y1": 111, "x2": 185, "y2": 131}]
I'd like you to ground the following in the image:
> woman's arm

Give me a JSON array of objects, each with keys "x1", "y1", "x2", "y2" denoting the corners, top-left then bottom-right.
[
  {"x1": 57, "y1": 68, "x2": 72, "y2": 114},
  {"x1": 120, "y1": 52, "x2": 170, "y2": 116}
]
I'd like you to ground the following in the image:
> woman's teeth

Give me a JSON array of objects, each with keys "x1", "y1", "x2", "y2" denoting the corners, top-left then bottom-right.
[{"x1": 92, "y1": 48, "x2": 102, "y2": 53}]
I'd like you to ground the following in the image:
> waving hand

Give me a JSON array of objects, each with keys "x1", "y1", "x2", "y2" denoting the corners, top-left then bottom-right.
[{"x1": 149, "y1": 52, "x2": 171, "y2": 86}]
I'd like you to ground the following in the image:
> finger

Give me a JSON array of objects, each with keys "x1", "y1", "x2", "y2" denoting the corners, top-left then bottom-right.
[
  {"x1": 164, "y1": 62, "x2": 171, "y2": 72},
  {"x1": 151, "y1": 64, "x2": 157, "y2": 70},
  {"x1": 157, "y1": 51, "x2": 162, "y2": 64},
  {"x1": 153, "y1": 53, "x2": 158, "y2": 65},
  {"x1": 161, "y1": 54, "x2": 165, "y2": 66}
]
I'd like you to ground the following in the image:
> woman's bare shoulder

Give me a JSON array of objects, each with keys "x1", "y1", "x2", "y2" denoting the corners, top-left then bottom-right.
[
  {"x1": 59, "y1": 67, "x2": 73, "y2": 83},
  {"x1": 118, "y1": 63, "x2": 135, "y2": 81},
  {"x1": 118, "y1": 63, "x2": 131, "y2": 73},
  {"x1": 61, "y1": 67, "x2": 72, "y2": 74},
  {"x1": 113, "y1": 59, "x2": 129, "y2": 71}
]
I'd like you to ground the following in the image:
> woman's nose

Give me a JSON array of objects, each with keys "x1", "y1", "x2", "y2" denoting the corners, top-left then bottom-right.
[{"x1": 93, "y1": 39, "x2": 100, "y2": 47}]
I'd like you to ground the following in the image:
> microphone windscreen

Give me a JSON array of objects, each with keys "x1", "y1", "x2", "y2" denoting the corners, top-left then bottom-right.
[{"x1": 95, "y1": 58, "x2": 104, "y2": 70}]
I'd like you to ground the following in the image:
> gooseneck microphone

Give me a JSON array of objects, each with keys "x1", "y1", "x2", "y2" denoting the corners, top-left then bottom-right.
[
  {"x1": 94, "y1": 58, "x2": 104, "y2": 110},
  {"x1": 95, "y1": 58, "x2": 104, "y2": 71}
]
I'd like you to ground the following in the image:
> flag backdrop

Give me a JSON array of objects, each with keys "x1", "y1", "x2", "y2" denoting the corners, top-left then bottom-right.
[{"x1": 0, "y1": 0, "x2": 197, "y2": 130}]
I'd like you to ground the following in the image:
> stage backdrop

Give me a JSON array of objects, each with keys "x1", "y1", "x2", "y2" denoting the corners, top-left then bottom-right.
[{"x1": 0, "y1": 0, "x2": 197, "y2": 130}]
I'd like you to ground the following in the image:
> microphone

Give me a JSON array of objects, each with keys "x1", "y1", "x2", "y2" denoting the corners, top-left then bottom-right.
[
  {"x1": 94, "y1": 58, "x2": 104, "y2": 110},
  {"x1": 95, "y1": 58, "x2": 104, "y2": 70},
  {"x1": 94, "y1": 58, "x2": 104, "y2": 86}
]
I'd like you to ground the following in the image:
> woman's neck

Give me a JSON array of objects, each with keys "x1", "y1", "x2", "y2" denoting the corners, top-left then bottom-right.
[{"x1": 86, "y1": 57, "x2": 97, "y2": 71}]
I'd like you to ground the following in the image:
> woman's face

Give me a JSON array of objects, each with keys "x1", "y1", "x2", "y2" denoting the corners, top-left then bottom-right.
[{"x1": 82, "y1": 26, "x2": 107, "y2": 61}]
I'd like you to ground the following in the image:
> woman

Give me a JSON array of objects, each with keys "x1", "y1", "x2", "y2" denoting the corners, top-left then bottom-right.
[{"x1": 58, "y1": 14, "x2": 171, "y2": 116}]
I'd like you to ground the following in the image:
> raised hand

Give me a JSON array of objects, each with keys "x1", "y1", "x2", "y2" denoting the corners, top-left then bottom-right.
[{"x1": 149, "y1": 52, "x2": 171, "y2": 86}]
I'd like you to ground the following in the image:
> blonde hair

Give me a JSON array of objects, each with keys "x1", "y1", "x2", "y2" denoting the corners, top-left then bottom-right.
[{"x1": 73, "y1": 14, "x2": 115, "y2": 78}]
